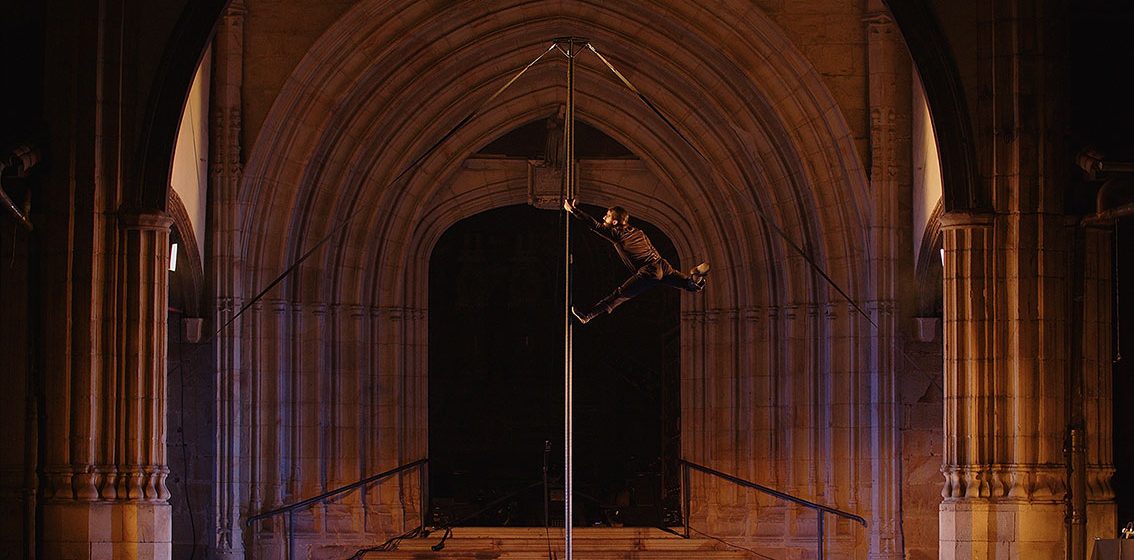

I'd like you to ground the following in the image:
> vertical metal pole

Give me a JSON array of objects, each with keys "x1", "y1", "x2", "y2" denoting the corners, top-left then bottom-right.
[
  {"x1": 562, "y1": 37, "x2": 577, "y2": 560},
  {"x1": 817, "y1": 510, "x2": 825, "y2": 560},
  {"x1": 287, "y1": 510, "x2": 295, "y2": 560},
  {"x1": 682, "y1": 463, "x2": 691, "y2": 539},
  {"x1": 421, "y1": 461, "x2": 429, "y2": 530},
  {"x1": 543, "y1": 440, "x2": 551, "y2": 528}
]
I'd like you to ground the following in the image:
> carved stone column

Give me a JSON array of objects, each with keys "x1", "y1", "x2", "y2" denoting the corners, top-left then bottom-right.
[
  {"x1": 936, "y1": 1, "x2": 1099, "y2": 557},
  {"x1": 1080, "y1": 225, "x2": 1116, "y2": 543},
  {"x1": 939, "y1": 212, "x2": 1069, "y2": 560},
  {"x1": 210, "y1": 2, "x2": 246, "y2": 558},
  {"x1": 940, "y1": 212, "x2": 1000, "y2": 559},
  {"x1": 41, "y1": 211, "x2": 173, "y2": 559},
  {"x1": 866, "y1": 10, "x2": 909, "y2": 559},
  {"x1": 116, "y1": 211, "x2": 176, "y2": 506}
]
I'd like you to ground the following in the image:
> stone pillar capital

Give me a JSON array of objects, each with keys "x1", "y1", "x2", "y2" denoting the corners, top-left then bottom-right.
[
  {"x1": 939, "y1": 210, "x2": 995, "y2": 230},
  {"x1": 118, "y1": 209, "x2": 174, "y2": 231}
]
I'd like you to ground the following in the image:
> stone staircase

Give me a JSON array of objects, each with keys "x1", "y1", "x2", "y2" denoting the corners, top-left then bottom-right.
[{"x1": 355, "y1": 527, "x2": 757, "y2": 559}]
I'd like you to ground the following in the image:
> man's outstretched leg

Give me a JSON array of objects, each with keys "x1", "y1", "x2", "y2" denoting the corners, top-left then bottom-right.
[{"x1": 572, "y1": 265, "x2": 661, "y2": 324}]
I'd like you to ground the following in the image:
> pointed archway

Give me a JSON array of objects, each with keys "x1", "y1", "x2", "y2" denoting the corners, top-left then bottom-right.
[
  {"x1": 427, "y1": 202, "x2": 682, "y2": 528},
  {"x1": 229, "y1": 1, "x2": 875, "y2": 556}
]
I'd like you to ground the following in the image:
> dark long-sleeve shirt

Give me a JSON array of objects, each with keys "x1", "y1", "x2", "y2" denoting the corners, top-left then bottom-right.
[{"x1": 567, "y1": 206, "x2": 662, "y2": 271}]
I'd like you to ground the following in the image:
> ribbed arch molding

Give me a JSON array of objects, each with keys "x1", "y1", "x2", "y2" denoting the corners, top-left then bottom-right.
[
  {"x1": 242, "y1": 1, "x2": 869, "y2": 310},
  {"x1": 237, "y1": 0, "x2": 874, "y2": 554}
]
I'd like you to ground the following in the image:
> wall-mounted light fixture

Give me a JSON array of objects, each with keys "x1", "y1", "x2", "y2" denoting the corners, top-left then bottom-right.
[{"x1": 169, "y1": 243, "x2": 179, "y2": 272}]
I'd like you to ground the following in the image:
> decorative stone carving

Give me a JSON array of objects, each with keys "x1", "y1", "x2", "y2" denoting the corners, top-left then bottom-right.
[{"x1": 527, "y1": 161, "x2": 565, "y2": 210}]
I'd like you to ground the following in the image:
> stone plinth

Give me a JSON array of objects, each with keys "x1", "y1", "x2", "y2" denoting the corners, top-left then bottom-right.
[
  {"x1": 939, "y1": 502, "x2": 1065, "y2": 560},
  {"x1": 42, "y1": 501, "x2": 171, "y2": 560}
]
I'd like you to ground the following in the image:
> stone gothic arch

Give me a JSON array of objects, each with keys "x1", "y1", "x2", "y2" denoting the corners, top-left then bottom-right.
[
  {"x1": 137, "y1": 0, "x2": 230, "y2": 211},
  {"x1": 882, "y1": 0, "x2": 983, "y2": 212},
  {"x1": 223, "y1": 1, "x2": 885, "y2": 556},
  {"x1": 9, "y1": 0, "x2": 1122, "y2": 558}
]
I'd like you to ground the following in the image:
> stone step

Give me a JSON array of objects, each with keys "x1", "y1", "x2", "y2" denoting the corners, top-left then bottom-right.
[{"x1": 355, "y1": 527, "x2": 755, "y2": 559}]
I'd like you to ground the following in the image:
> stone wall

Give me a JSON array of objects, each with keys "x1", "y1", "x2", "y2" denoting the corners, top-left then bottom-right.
[
  {"x1": 0, "y1": 203, "x2": 33, "y2": 558},
  {"x1": 229, "y1": 2, "x2": 885, "y2": 555},
  {"x1": 902, "y1": 328, "x2": 945, "y2": 560},
  {"x1": 167, "y1": 313, "x2": 217, "y2": 560}
]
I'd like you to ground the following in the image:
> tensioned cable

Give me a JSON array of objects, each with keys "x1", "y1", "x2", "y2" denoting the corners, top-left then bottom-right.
[
  {"x1": 216, "y1": 36, "x2": 904, "y2": 388},
  {"x1": 586, "y1": 44, "x2": 878, "y2": 331},
  {"x1": 216, "y1": 40, "x2": 921, "y2": 553},
  {"x1": 585, "y1": 44, "x2": 948, "y2": 394},
  {"x1": 584, "y1": 45, "x2": 924, "y2": 557},
  {"x1": 214, "y1": 43, "x2": 558, "y2": 339},
  {"x1": 218, "y1": 41, "x2": 585, "y2": 558}
]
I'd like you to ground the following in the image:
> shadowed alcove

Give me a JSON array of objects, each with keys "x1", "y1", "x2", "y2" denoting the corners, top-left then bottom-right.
[{"x1": 428, "y1": 120, "x2": 681, "y2": 528}]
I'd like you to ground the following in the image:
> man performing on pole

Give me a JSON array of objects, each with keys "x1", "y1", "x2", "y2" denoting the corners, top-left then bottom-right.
[{"x1": 563, "y1": 198, "x2": 710, "y2": 324}]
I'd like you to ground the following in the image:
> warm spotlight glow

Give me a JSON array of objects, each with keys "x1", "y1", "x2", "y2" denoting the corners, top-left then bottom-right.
[{"x1": 169, "y1": 243, "x2": 179, "y2": 272}]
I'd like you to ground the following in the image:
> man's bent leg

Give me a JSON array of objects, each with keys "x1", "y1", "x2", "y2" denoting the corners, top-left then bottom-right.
[
  {"x1": 573, "y1": 269, "x2": 658, "y2": 324},
  {"x1": 599, "y1": 267, "x2": 661, "y2": 312}
]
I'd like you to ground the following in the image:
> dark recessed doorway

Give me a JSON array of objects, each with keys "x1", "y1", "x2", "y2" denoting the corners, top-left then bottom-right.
[{"x1": 428, "y1": 203, "x2": 681, "y2": 528}]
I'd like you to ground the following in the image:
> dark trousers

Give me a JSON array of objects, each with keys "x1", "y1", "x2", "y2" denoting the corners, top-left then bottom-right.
[{"x1": 586, "y1": 258, "x2": 698, "y2": 316}]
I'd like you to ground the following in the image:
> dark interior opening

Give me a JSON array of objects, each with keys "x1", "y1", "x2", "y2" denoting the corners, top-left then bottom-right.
[
  {"x1": 1071, "y1": 0, "x2": 1134, "y2": 531},
  {"x1": 428, "y1": 203, "x2": 682, "y2": 528},
  {"x1": 165, "y1": 226, "x2": 216, "y2": 559}
]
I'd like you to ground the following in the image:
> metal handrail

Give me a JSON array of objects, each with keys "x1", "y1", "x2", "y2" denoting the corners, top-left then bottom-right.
[
  {"x1": 246, "y1": 458, "x2": 428, "y2": 560},
  {"x1": 679, "y1": 460, "x2": 866, "y2": 560}
]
